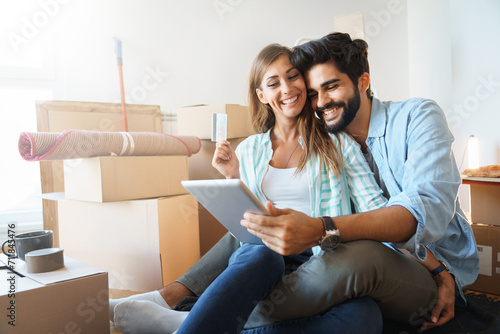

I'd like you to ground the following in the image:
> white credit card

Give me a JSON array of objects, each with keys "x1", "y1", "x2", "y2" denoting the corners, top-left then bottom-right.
[{"x1": 211, "y1": 113, "x2": 227, "y2": 142}]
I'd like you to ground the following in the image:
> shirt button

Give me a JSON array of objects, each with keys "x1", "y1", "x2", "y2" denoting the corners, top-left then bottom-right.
[{"x1": 416, "y1": 243, "x2": 427, "y2": 259}]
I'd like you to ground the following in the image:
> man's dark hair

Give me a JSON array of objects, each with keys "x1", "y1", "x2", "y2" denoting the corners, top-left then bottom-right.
[{"x1": 291, "y1": 32, "x2": 372, "y2": 97}]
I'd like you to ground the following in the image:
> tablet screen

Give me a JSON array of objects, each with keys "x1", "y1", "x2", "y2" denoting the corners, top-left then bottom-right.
[{"x1": 181, "y1": 179, "x2": 269, "y2": 244}]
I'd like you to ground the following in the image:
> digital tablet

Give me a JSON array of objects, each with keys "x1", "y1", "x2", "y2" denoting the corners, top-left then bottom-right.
[{"x1": 181, "y1": 179, "x2": 269, "y2": 244}]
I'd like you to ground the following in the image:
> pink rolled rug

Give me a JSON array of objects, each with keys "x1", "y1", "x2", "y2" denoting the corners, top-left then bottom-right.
[{"x1": 19, "y1": 130, "x2": 201, "y2": 161}]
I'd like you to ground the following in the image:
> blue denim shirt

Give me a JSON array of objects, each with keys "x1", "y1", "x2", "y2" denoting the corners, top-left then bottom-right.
[{"x1": 367, "y1": 97, "x2": 479, "y2": 304}]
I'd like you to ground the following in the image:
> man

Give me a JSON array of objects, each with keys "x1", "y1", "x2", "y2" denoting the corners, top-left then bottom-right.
[
  {"x1": 111, "y1": 33, "x2": 479, "y2": 332},
  {"x1": 240, "y1": 32, "x2": 478, "y2": 330}
]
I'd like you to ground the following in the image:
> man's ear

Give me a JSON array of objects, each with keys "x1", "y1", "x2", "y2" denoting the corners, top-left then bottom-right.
[
  {"x1": 358, "y1": 73, "x2": 370, "y2": 93},
  {"x1": 256, "y1": 88, "x2": 268, "y2": 104}
]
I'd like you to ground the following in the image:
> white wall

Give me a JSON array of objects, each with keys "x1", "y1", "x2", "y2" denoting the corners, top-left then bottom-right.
[
  {"x1": 2, "y1": 0, "x2": 409, "y2": 122},
  {"x1": 450, "y1": 0, "x2": 500, "y2": 210},
  {"x1": 407, "y1": 0, "x2": 452, "y2": 109},
  {"x1": 449, "y1": 0, "x2": 500, "y2": 167},
  {"x1": 3, "y1": 0, "x2": 499, "y2": 213}
]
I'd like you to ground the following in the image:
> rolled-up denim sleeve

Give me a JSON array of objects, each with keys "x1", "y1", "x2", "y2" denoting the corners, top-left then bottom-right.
[{"x1": 389, "y1": 100, "x2": 461, "y2": 260}]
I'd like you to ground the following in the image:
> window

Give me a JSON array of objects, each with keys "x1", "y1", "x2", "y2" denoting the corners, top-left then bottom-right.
[
  {"x1": 0, "y1": 88, "x2": 52, "y2": 241},
  {"x1": 0, "y1": 4, "x2": 55, "y2": 240}
]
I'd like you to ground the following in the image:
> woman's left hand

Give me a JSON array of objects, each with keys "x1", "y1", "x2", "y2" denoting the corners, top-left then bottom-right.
[{"x1": 420, "y1": 270, "x2": 456, "y2": 331}]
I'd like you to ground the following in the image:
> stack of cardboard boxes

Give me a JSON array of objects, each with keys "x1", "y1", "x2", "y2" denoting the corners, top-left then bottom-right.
[
  {"x1": 50, "y1": 104, "x2": 254, "y2": 293},
  {"x1": 177, "y1": 104, "x2": 255, "y2": 255},
  {"x1": 463, "y1": 177, "x2": 500, "y2": 295},
  {"x1": 55, "y1": 155, "x2": 200, "y2": 293}
]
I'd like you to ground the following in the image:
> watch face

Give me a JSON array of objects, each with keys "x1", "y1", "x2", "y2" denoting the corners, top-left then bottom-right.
[{"x1": 321, "y1": 234, "x2": 341, "y2": 250}]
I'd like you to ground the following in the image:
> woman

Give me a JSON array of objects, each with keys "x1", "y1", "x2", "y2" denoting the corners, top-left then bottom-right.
[
  {"x1": 176, "y1": 43, "x2": 387, "y2": 334},
  {"x1": 113, "y1": 44, "x2": 386, "y2": 334}
]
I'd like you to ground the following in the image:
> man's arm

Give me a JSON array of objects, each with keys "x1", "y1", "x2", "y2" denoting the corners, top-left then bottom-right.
[
  {"x1": 243, "y1": 203, "x2": 455, "y2": 330},
  {"x1": 335, "y1": 205, "x2": 416, "y2": 243},
  {"x1": 399, "y1": 246, "x2": 456, "y2": 331},
  {"x1": 386, "y1": 100, "x2": 461, "y2": 253},
  {"x1": 242, "y1": 203, "x2": 416, "y2": 255}
]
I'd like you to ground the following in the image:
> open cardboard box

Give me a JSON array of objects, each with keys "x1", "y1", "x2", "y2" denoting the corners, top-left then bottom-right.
[
  {"x1": 0, "y1": 255, "x2": 109, "y2": 334},
  {"x1": 462, "y1": 177, "x2": 500, "y2": 226},
  {"x1": 467, "y1": 223, "x2": 500, "y2": 295},
  {"x1": 44, "y1": 193, "x2": 200, "y2": 292},
  {"x1": 186, "y1": 138, "x2": 248, "y2": 254},
  {"x1": 64, "y1": 156, "x2": 189, "y2": 203},
  {"x1": 188, "y1": 138, "x2": 246, "y2": 181},
  {"x1": 177, "y1": 104, "x2": 255, "y2": 139}
]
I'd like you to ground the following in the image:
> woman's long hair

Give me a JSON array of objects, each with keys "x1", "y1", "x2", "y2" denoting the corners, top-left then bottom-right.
[{"x1": 247, "y1": 43, "x2": 343, "y2": 176}]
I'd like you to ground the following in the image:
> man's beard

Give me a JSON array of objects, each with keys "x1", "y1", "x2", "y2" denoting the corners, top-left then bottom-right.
[{"x1": 318, "y1": 88, "x2": 361, "y2": 134}]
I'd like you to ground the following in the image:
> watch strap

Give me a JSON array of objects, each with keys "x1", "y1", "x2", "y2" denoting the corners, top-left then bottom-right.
[
  {"x1": 320, "y1": 216, "x2": 337, "y2": 232},
  {"x1": 430, "y1": 261, "x2": 448, "y2": 277}
]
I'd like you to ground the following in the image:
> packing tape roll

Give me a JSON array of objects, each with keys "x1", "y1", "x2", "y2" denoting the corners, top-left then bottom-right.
[{"x1": 25, "y1": 248, "x2": 65, "y2": 273}]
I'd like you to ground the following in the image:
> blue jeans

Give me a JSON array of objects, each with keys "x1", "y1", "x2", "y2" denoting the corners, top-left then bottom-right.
[
  {"x1": 176, "y1": 242, "x2": 383, "y2": 334},
  {"x1": 242, "y1": 296, "x2": 382, "y2": 334},
  {"x1": 176, "y1": 244, "x2": 285, "y2": 334}
]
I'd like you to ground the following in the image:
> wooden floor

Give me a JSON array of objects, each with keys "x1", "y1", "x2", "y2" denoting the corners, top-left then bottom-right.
[{"x1": 109, "y1": 289, "x2": 500, "y2": 333}]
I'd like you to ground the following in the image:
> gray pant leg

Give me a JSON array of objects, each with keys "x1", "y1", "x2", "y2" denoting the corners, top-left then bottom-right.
[
  {"x1": 176, "y1": 232, "x2": 240, "y2": 296},
  {"x1": 245, "y1": 240, "x2": 437, "y2": 328}
]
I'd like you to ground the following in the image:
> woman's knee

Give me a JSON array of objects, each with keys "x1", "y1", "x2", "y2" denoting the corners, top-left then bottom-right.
[
  {"x1": 253, "y1": 246, "x2": 284, "y2": 272},
  {"x1": 232, "y1": 245, "x2": 284, "y2": 273}
]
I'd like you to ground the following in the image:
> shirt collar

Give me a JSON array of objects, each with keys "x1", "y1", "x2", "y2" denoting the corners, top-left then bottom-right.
[
  {"x1": 367, "y1": 97, "x2": 387, "y2": 138},
  {"x1": 263, "y1": 129, "x2": 272, "y2": 143}
]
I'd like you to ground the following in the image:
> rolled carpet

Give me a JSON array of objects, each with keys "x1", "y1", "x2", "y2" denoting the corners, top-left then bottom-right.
[{"x1": 19, "y1": 130, "x2": 201, "y2": 161}]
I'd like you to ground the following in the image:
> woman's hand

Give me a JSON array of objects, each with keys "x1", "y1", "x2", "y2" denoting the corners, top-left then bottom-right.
[
  {"x1": 420, "y1": 270, "x2": 456, "y2": 331},
  {"x1": 212, "y1": 140, "x2": 240, "y2": 179}
]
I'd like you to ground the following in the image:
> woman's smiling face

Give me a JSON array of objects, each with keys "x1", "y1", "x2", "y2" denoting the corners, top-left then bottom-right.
[{"x1": 256, "y1": 54, "x2": 307, "y2": 122}]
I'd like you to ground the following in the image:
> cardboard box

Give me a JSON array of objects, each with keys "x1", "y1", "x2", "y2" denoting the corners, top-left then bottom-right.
[
  {"x1": 198, "y1": 204, "x2": 228, "y2": 256},
  {"x1": 177, "y1": 104, "x2": 255, "y2": 139},
  {"x1": 0, "y1": 255, "x2": 109, "y2": 334},
  {"x1": 467, "y1": 223, "x2": 500, "y2": 295},
  {"x1": 188, "y1": 138, "x2": 246, "y2": 180},
  {"x1": 463, "y1": 177, "x2": 500, "y2": 226},
  {"x1": 470, "y1": 180, "x2": 500, "y2": 226},
  {"x1": 186, "y1": 138, "x2": 244, "y2": 254},
  {"x1": 54, "y1": 194, "x2": 200, "y2": 292},
  {"x1": 64, "y1": 156, "x2": 189, "y2": 203}
]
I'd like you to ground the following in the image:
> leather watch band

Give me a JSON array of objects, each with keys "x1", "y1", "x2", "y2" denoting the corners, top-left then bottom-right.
[{"x1": 320, "y1": 216, "x2": 337, "y2": 232}]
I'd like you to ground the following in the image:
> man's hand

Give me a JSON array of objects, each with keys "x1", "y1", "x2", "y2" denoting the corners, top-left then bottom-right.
[
  {"x1": 420, "y1": 270, "x2": 456, "y2": 331},
  {"x1": 241, "y1": 201, "x2": 323, "y2": 255}
]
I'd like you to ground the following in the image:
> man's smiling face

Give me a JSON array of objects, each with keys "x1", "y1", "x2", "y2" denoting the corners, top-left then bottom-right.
[{"x1": 305, "y1": 62, "x2": 361, "y2": 133}]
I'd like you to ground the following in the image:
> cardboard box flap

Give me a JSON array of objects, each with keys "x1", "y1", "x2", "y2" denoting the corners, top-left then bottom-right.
[
  {"x1": 462, "y1": 176, "x2": 500, "y2": 184},
  {"x1": 41, "y1": 192, "x2": 66, "y2": 200},
  {"x1": 177, "y1": 104, "x2": 254, "y2": 139},
  {"x1": 0, "y1": 255, "x2": 104, "y2": 286}
]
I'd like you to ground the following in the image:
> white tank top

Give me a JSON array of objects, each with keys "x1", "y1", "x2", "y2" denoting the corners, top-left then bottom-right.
[{"x1": 261, "y1": 165, "x2": 311, "y2": 215}]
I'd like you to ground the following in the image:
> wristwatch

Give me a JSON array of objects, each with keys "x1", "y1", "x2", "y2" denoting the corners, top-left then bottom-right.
[{"x1": 319, "y1": 216, "x2": 341, "y2": 251}]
